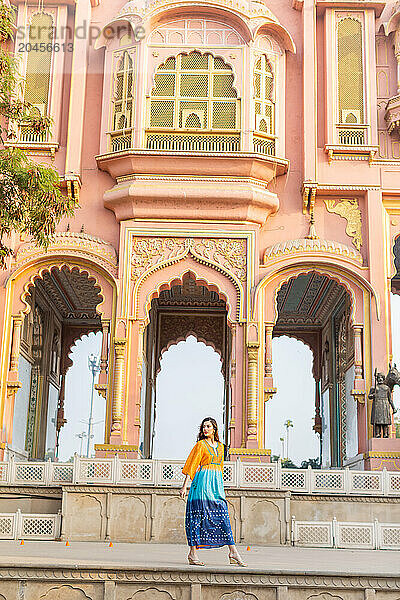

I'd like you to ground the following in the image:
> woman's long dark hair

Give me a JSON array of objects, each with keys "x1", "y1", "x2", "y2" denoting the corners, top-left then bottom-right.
[{"x1": 197, "y1": 417, "x2": 220, "y2": 442}]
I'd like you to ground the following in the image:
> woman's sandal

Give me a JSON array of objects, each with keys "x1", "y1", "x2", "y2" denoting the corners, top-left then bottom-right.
[
  {"x1": 229, "y1": 555, "x2": 247, "y2": 567},
  {"x1": 188, "y1": 557, "x2": 205, "y2": 566}
]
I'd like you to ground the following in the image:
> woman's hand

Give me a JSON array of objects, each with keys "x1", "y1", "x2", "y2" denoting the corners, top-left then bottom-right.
[{"x1": 179, "y1": 485, "x2": 187, "y2": 500}]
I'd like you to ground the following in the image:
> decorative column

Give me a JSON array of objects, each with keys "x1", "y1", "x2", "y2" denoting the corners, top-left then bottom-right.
[
  {"x1": 4, "y1": 316, "x2": 23, "y2": 450},
  {"x1": 246, "y1": 344, "x2": 259, "y2": 444},
  {"x1": 9, "y1": 316, "x2": 23, "y2": 374},
  {"x1": 264, "y1": 323, "x2": 276, "y2": 401},
  {"x1": 135, "y1": 321, "x2": 145, "y2": 427},
  {"x1": 55, "y1": 370, "x2": 67, "y2": 458},
  {"x1": 264, "y1": 325, "x2": 273, "y2": 379},
  {"x1": 354, "y1": 326, "x2": 363, "y2": 380},
  {"x1": 111, "y1": 338, "x2": 127, "y2": 438},
  {"x1": 100, "y1": 319, "x2": 110, "y2": 374},
  {"x1": 229, "y1": 324, "x2": 236, "y2": 434},
  {"x1": 350, "y1": 325, "x2": 367, "y2": 455},
  {"x1": 95, "y1": 319, "x2": 110, "y2": 400}
]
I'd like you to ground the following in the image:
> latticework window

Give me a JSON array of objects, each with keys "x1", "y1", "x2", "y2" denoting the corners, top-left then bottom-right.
[
  {"x1": 149, "y1": 51, "x2": 240, "y2": 131},
  {"x1": 337, "y1": 18, "x2": 364, "y2": 124},
  {"x1": 112, "y1": 51, "x2": 134, "y2": 131},
  {"x1": 254, "y1": 55, "x2": 274, "y2": 135},
  {"x1": 20, "y1": 12, "x2": 54, "y2": 142}
]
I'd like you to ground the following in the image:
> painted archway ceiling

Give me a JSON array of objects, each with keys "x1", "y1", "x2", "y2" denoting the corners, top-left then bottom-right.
[
  {"x1": 33, "y1": 267, "x2": 102, "y2": 323},
  {"x1": 276, "y1": 272, "x2": 346, "y2": 327}
]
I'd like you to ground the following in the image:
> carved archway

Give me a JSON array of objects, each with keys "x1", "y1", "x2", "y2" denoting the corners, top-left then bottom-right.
[
  {"x1": 263, "y1": 269, "x2": 361, "y2": 468},
  {"x1": 2, "y1": 258, "x2": 117, "y2": 460},
  {"x1": 141, "y1": 272, "x2": 232, "y2": 458}
]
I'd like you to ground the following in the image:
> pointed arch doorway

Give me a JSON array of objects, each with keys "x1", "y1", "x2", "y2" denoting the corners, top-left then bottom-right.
[{"x1": 140, "y1": 272, "x2": 231, "y2": 458}]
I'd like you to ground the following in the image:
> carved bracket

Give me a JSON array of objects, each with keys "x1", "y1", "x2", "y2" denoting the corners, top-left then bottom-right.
[
  {"x1": 323, "y1": 198, "x2": 362, "y2": 250},
  {"x1": 264, "y1": 387, "x2": 277, "y2": 402},
  {"x1": 6, "y1": 381, "x2": 22, "y2": 397},
  {"x1": 95, "y1": 383, "x2": 108, "y2": 399},
  {"x1": 351, "y1": 389, "x2": 366, "y2": 404}
]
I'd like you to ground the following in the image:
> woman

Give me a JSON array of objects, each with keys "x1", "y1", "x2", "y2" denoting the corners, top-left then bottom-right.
[{"x1": 179, "y1": 417, "x2": 246, "y2": 566}]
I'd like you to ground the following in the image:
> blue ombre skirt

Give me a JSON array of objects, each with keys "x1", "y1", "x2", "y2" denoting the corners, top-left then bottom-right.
[{"x1": 185, "y1": 466, "x2": 235, "y2": 548}]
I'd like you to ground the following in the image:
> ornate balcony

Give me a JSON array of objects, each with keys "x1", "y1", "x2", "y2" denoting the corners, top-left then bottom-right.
[
  {"x1": 96, "y1": 147, "x2": 288, "y2": 225},
  {"x1": 145, "y1": 130, "x2": 241, "y2": 153}
]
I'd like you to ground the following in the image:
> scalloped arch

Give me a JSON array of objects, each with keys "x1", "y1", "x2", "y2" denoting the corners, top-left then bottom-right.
[
  {"x1": 272, "y1": 331, "x2": 318, "y2": 377},
  {"x1": 20, "y1": 264, "x2": 105, "y2": 318},
  {"x1": 64, "y1": 329, "x2": 102, "y2": 373},
  {"x1": 254, "y1": 260, "x2": 379, "y2": 324},
  {"x1": 134, "y1": 253, "x2": 243, "y2": 322},
  {"x1": 40, "y1": 585, "x2": 92, "y2": 600},
  {"x1": 149, "y1": 49, "x2": 240, "y2": 101},
  {"x1": 142, "y1": 267, "x2": 233, "y2": 326},
  {"x1": 158, "y1": 332, "x2": 224, "y2": 375}
]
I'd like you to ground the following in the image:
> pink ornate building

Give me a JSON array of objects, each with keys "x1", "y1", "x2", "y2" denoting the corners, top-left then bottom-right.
[{"x1": 1, "y1": 0, "x2": 400, "y2": 469}]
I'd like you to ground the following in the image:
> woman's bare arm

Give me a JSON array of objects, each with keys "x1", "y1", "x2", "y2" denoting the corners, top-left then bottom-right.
[{"x1": 179, "y1": 474, "x2": 191, "y2": 499}]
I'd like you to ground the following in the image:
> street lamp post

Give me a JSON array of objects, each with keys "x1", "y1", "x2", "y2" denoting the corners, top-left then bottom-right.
[
  {"x1": 284, "y1": 419, "x2": 294, "y2": 460},
  {"x1": 76, "y1": 432, "x2": 87, "y2": 456},
  {"x1": 279, "y1": 436, "x2": 285, "y2": 462},
  {"x1": 87, "y1": 354, "x2": 101, "y2": 458}
]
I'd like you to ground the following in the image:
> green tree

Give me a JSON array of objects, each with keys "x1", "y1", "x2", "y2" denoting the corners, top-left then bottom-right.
[
  {"x1": 300, "y1": 458, "x2": 320, "y2": 469},
  {"x1": 0, "y1": 0, "x2": 76, "y2": 267},
  {"x1": 281, "y1": 458, "x2": 297, "y2": 469}
]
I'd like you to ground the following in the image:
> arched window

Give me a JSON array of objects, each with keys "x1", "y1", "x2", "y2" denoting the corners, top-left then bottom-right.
[
  {"x1": 337, "y1": 17, "x2": 365, "y2": 145},
  {"x1": 253, "y1": 55, "x2": 275, "y2": 155},
  {"x1": 147, "y1": 51, "x2": 240, "y2": 152},
  {"x1": 21, "y1": 12, "x2": 54, "y2": 142},
  {"x1": 110, "y1": 51, "x2": 135, "y2": 151}
]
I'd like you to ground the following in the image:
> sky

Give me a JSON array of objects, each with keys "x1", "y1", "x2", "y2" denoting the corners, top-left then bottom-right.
[
  {"x1": 58, "y1": 332, "x2": 104, "y2": 461},
  {"x1": 58, "y1": 294, "x2": 400, "y2": 464}
]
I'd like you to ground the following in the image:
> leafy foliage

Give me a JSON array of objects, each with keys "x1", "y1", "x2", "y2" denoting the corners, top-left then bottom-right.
[
  {"x1": 300, "y1": 457, "x2": 320, "y2": 469},
  {"x1": 0, "y1": 0, "x2": 77, "y2": 267}
]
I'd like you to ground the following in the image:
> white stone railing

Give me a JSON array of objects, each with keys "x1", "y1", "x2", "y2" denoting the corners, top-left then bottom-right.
[
  {"x1": 0, "y1": 509, "x2": 61, "y2": 540},
  {"x1": 291, "y1": 517, "x2": 400, "y2": 550},
  {"x1": 1, "y1": 457, "x2": 400, "y2": 496}
]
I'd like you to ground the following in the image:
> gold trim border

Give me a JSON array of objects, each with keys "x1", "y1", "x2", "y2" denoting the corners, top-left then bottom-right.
[
  {"x1": 363, "y1": 451, "x2": 400, "y2": 458},
  {"x1": 229, "y1": 448, "x2": 271, "y2": 455},
  {"x1": 94, "y1": 444, "x2": 138, "y2": 451}
]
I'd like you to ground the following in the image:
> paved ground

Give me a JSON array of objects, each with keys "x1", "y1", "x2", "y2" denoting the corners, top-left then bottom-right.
[{"x1": 0, "y1": 541, "x2": 397, "y2": 576}]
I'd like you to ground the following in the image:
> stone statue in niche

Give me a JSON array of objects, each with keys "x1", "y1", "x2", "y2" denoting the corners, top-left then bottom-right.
[{"x1": 369, "y1": 365, "x2": 400, "y2": 437}]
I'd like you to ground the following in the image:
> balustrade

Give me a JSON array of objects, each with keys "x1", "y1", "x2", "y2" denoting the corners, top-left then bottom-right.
[
  {"x1": 292, "y1": 517, "x2": 400, "y2": 550},
  {"x1": 0, "y1": 509, "x2": 61, "y2": 541},
  {"x1": 0, "y1": 456, "x2": 399, "y2": 496}
]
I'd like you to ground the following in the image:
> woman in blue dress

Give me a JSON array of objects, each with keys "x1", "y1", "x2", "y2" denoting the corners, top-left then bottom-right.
[{"x1": 179, "y1": 417, "x2": 246, "y2": 566}]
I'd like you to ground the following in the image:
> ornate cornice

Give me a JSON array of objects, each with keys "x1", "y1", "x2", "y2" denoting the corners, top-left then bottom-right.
[
  {"x1": 293, "y1": 495, "x2": 400, "y2": 503},
  {"x1": 0, "y1": 567, "x2": 398, "y2": 588},
  {"x1": 364, "y1": 451, "x2": 400, "y2": 458},
  {"x1": 14, "y1": 232, "x2": 118, "y2": 277},
  {"x1": 263, "y1": 238, "x2": 363, "y2": 265},
  {"x1": 0, "y1": 485, "x2": 62, "y2": 495},
  {"x1": 94, "y1": 444, "x2": 138, "y2": 451},
  {"x1": 229, "y1": 447, "x2": 271, "y2": 455}
]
